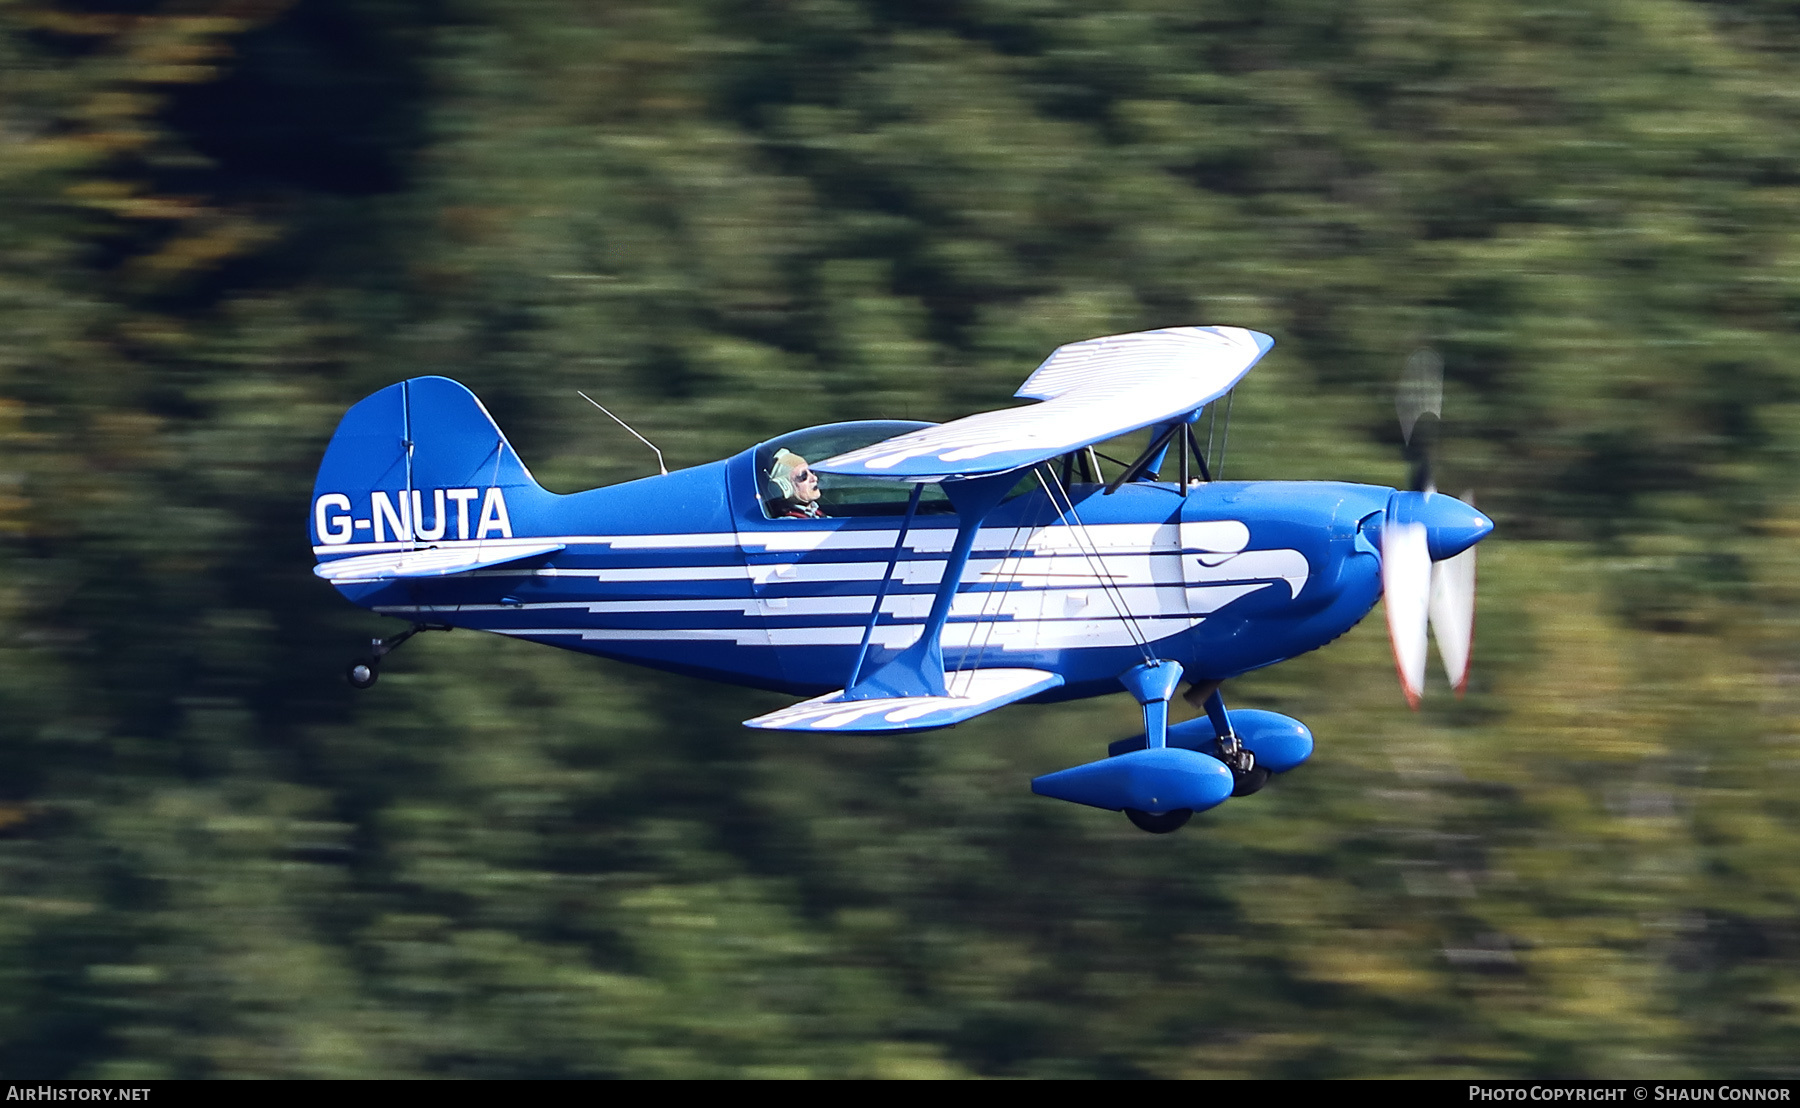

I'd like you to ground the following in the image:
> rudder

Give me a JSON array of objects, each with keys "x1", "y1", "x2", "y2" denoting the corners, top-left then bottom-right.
[{"x1": 310, "y1": 377, "x2": 554, "y2": 553}]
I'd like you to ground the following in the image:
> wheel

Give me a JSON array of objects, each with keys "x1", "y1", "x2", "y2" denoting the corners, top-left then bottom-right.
[
  {"x1": 345, "y1": 657, "x2": 379, "y2": 689},
  {"x1": 1231, "y1": 767, "x2": 1271, "y2": 797},
  {"x1": 1125, "y1": 808, "x2": 1193, "y2": 834}
]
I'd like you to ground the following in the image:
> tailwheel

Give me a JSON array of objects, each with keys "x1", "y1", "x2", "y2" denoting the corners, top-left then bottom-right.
[
  {"x1": 1125, "y1": 808, "x2": 1192, "y2": 834},
  {"x1": 1231, "y1": 766, "x2": 1271, "y2": 797},
  {"x1": 342, "y1": 623, "x2": 450, "y2": 691},
  {"x1": 345, "y1": 657, "x2": 379, "y2": 690}
]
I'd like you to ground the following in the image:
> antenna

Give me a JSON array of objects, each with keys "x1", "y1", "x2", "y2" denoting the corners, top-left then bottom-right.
[{"x1": 577, "y1": 391, "x2": 667, "y2": 476}]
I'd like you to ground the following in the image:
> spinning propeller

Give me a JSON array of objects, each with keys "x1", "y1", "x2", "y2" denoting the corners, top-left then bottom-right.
[{"x1": 1382, "y1": 350, "x2": 1491, "y2": 708}]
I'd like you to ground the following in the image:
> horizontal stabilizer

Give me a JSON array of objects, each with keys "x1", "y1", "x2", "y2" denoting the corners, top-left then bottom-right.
[
  {"x1": 814, "y1": 326, "x2": 1272, "y2": 480},
  {"x1": 314, "y1": 541, "x2": 566, "y2": 583},
  {"x1": 743, "y1": 668, "x2": 1063, "y2": 733}
]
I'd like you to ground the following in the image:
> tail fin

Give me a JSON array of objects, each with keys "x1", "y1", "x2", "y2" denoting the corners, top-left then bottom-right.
[{"x1": 310, "y1": 377, "x2": 553, "y2": 553}]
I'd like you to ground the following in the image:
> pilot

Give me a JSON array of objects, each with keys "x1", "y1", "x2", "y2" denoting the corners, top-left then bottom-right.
[{"x1": 768, "y1": 448, "x2": 826, "y2": 519}]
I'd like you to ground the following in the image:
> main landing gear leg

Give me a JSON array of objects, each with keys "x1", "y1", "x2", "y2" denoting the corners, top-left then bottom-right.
[
  {"x1": 345, "y1": 623, "x2": 451, "y2": 689},
  {"x1": 1193, "y1": 684, "x2": 1269, "y2": 797},
  {"x1": 1119, "y1": 660, "x2": 1193, "y2": 834}
]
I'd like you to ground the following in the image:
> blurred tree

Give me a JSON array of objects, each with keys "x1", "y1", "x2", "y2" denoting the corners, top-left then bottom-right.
[{"x1": 2, "y1": 0, "x2": 1799, "y2": 1078}]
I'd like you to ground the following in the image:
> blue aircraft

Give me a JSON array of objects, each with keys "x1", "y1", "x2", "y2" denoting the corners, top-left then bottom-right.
[{"x1": 311, "y1": 327, "x2": 1492, "y2": 833}]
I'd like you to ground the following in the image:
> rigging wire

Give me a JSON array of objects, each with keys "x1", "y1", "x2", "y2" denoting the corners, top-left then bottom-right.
[
  {"x1": 952, "y1": 471, "x2": 1046, "y2": 694},
  {"x1": 1204, "y1": 400, "x2": 1218, "y2": 473},
  {"x1": 1216, "y1": 389, "x2": 1236, "y2": 480},
  {"x1": 474, "y1": 438, "x2": 506, "y2": 563},
  {"x1": 401, "y1": 379, "x2": 416, "y2": 552},
  {"x1": 1045, "y1": 467, "x2": 1154, "y2": 662},
  {"x1": 1041, "y1": 464, "x2": 1156, "y2": 665},
  {"x1": 951, "y1": 513, "x2": 1034, "y2": 698}
]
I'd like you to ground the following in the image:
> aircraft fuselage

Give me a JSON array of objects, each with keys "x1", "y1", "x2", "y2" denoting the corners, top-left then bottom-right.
[{"x1": 321, "y1": 444, "x2": 1395, "y2": 701}]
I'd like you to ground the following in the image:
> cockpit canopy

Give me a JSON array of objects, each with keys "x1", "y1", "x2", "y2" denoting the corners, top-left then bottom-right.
[{"x1": 755, "y1": 421, "x2": 953, "y2": 519}]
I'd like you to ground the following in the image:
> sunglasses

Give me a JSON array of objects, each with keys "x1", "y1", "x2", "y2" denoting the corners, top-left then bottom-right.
[{"x1": 794, "y1": 468, "x2": 817, "y2": 483}]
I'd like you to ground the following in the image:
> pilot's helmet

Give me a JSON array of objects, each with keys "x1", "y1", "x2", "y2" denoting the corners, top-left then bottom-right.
[{"x1": 768, "y1": 448, "x2": 806, "y2": 500}]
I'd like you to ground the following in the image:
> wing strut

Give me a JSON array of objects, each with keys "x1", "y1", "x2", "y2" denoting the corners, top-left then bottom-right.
[
  {"x1": 1104, "y1": 420, "x2": 1186, "y2": 494},
  {"x1": 844, "y1": 482, "x2": 925, "y2": 690},
  {"x1": 1185, "y1": 425, "x2": 1213, "y2": 482},
  {"x1": 838, "y1": 470, "x2": 1018, "y2": 702}
]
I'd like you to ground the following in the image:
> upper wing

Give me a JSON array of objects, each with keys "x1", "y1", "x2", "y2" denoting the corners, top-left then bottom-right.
[{"x1": 813, "y1": 326, "x2": 1273, "y2": 480}]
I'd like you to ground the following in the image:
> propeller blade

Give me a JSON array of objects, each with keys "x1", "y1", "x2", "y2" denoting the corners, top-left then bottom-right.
[
  {"x1": 1382, "y1": 519, "x2": 1431, "y2": 710},
  {"x1": 1396, "y1": 348, "x2": 1443, "y2": 446},
  {"x1": 1396, "y1": 348, "x2": 1443, "y2": 493},
  {"x1": 1430, "y1": 546, "x2": 1476, "y2": 696},
  {"x1": 1429, "y1": 491, "x2": 1479, "y2": 695}
]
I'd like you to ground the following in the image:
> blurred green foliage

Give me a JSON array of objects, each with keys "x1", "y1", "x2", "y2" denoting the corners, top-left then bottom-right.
[{"x1": 3, "y1": 0, "x2": 1800, "y2": 1078}]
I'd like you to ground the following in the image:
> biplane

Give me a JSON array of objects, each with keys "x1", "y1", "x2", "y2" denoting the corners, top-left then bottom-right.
[{"x1": 310, "y1": 327, "x2": 1490, "y2": 833}]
